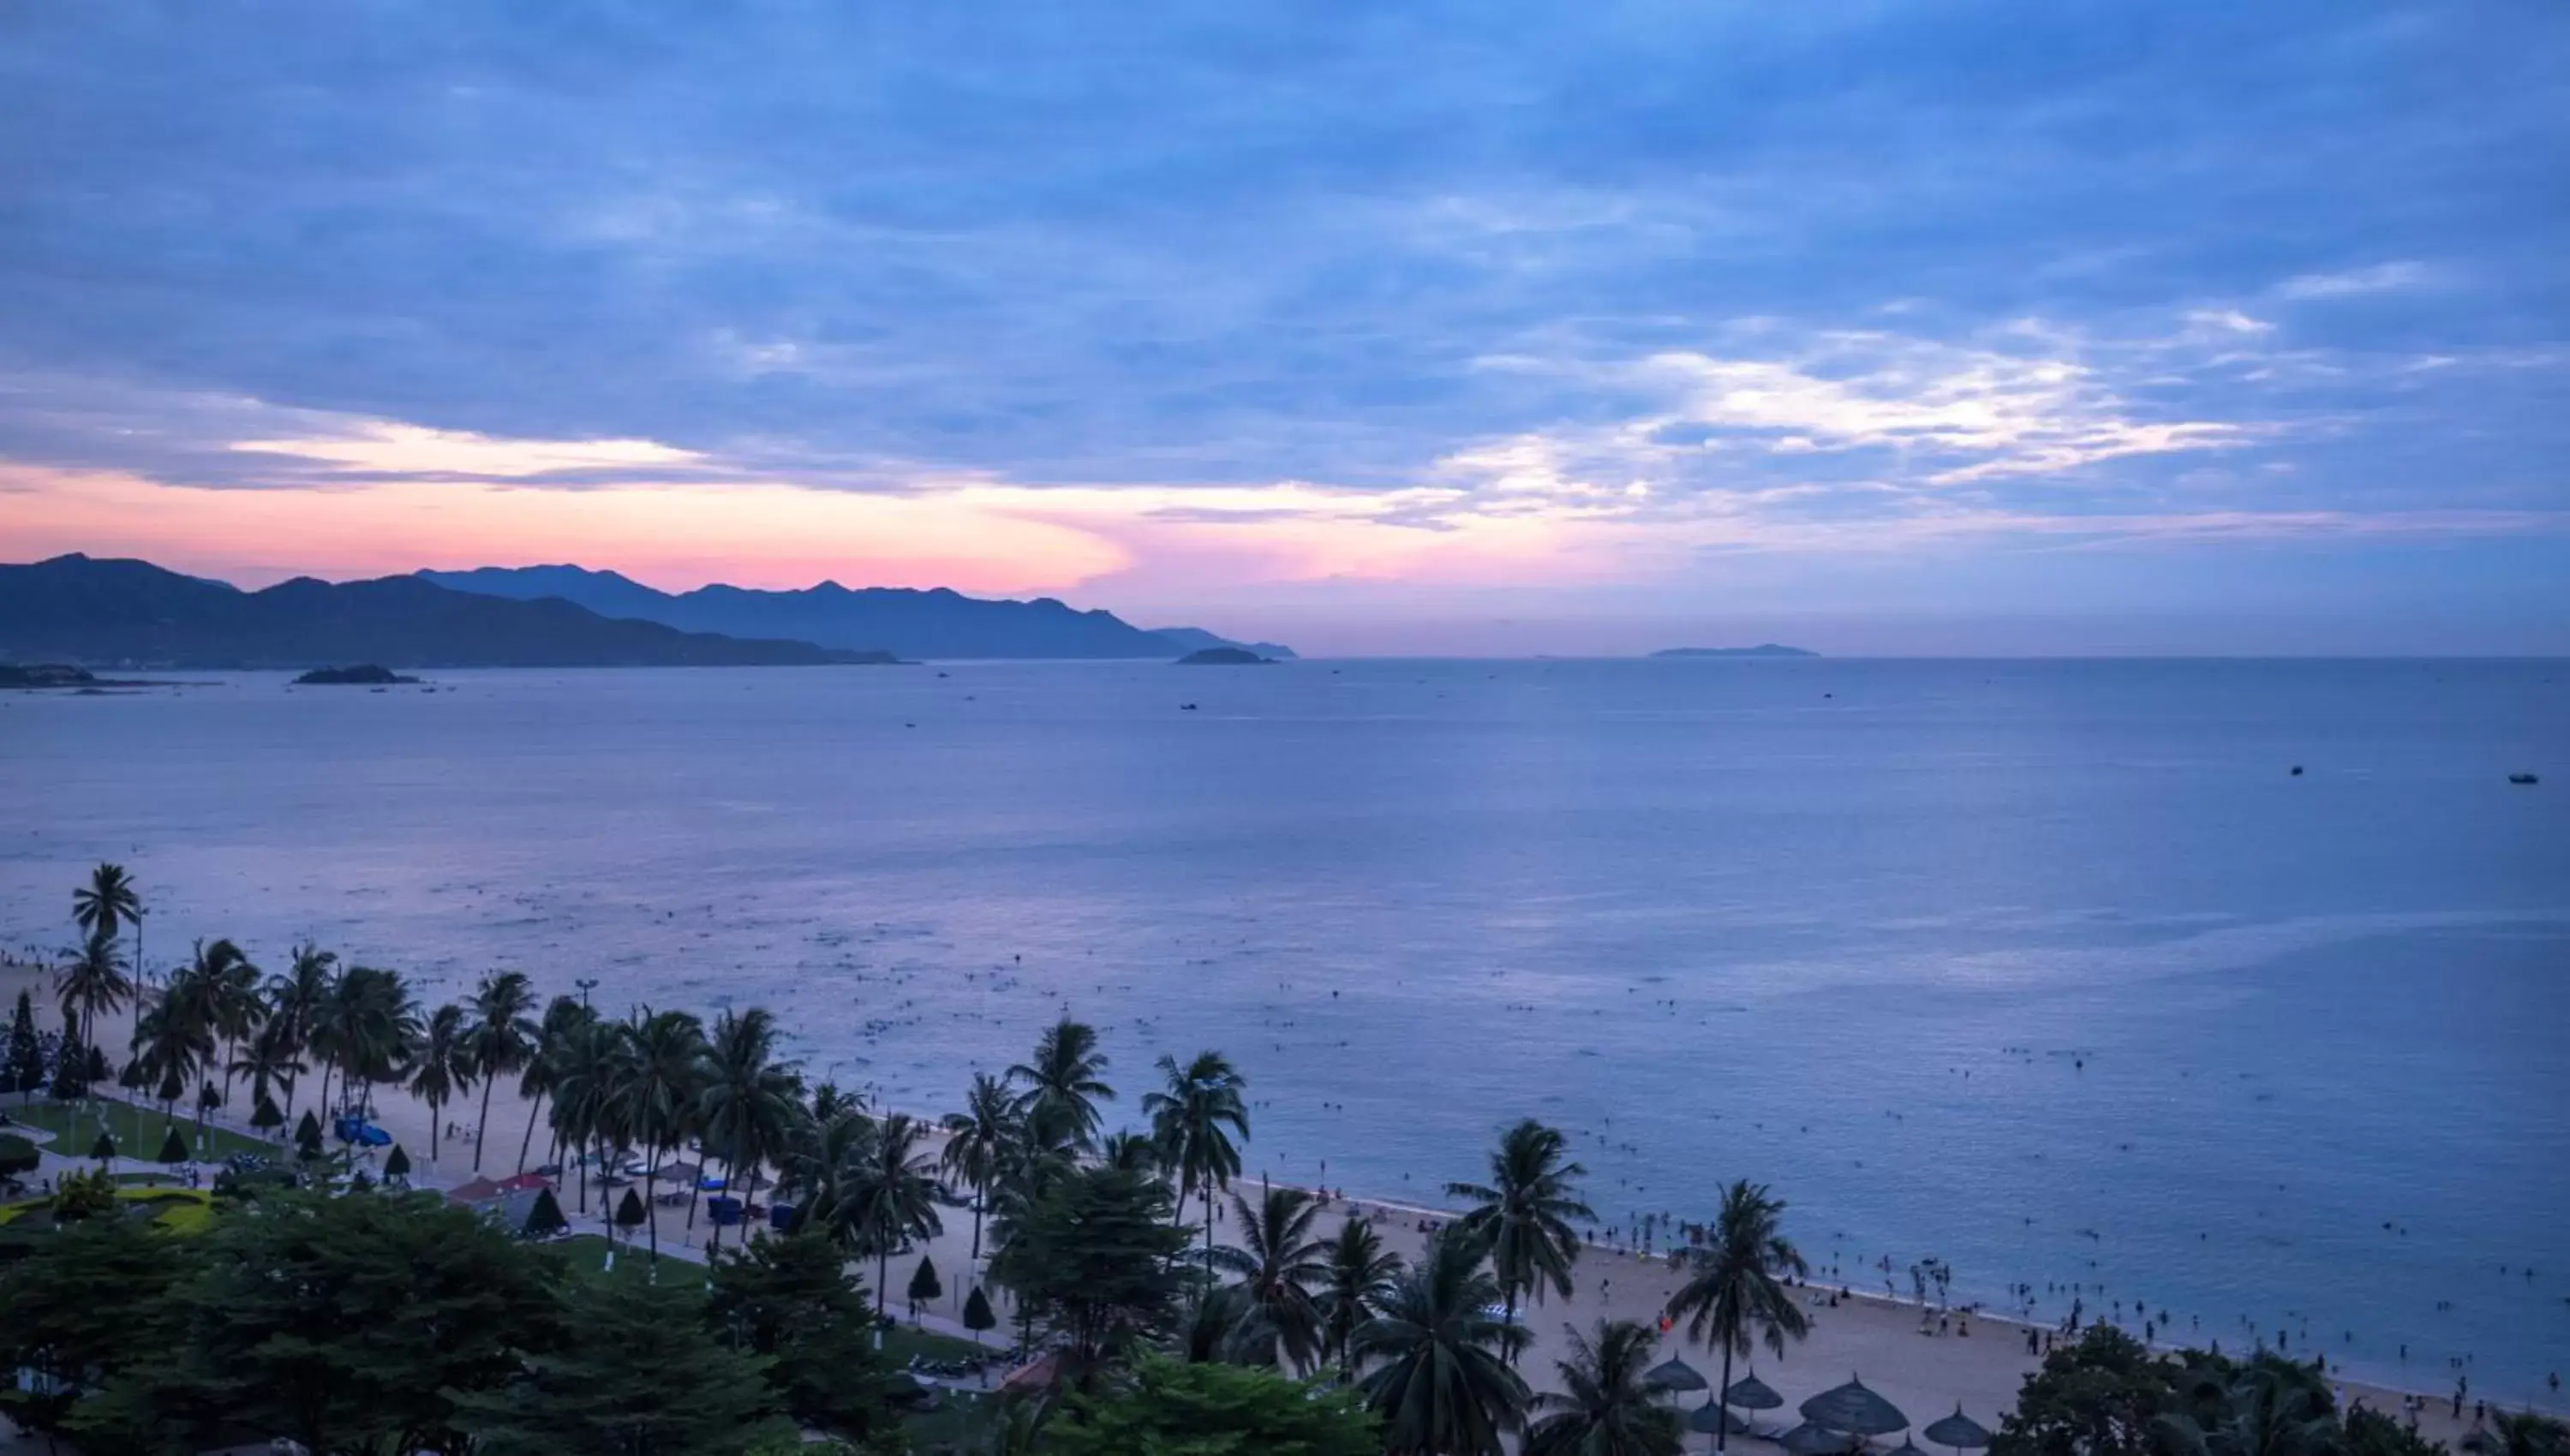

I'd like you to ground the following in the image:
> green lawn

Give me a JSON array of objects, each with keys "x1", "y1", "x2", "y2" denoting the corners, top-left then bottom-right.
[
  {"x1": 882, "y1": 1322, "x2": 989, "y2": 1365},
  {"x1": 1, "y1": 1097, "x2": 273, "y2": 1162}
]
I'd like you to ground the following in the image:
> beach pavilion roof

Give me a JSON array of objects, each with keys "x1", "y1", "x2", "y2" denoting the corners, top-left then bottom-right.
[
  {"x1": 1924, "y1": 1406, "x2": 1994, "y2": 1449},
  {"x1": 1724, "y1": 1371, "x2": 1785, "y2": 1410},
  {"x1": 1647, "y1": 1356, "x2": 1709, "y2": 1393},
  {"x1": 1690, "y1": 1403, "x2": 1755, "y2": 1436},
  {"x1": 1778, "y1": 1421, "x2": 1861, "y2": 1453},
  {"x1": 1802, "y1": 1375, "x2": 1909, "y2": 1436}
]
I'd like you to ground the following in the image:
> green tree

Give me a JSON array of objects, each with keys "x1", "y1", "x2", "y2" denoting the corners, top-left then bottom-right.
[
  {"x1": 80, "y1": 1189, "x2": 562, "y2": 1455},
  {"x1": 2155, "y1": 1354, "x2": 2338, "y2": 1456},
  {"x1": 1318, "y1": 1214, "x2": 1402, "y2": 1381},
  {"x1": 616, "y1": 1186, "x2": 648, "y2": 1241},
  {"x1": 1048, "y1": 1351, "x2": 1379, "y2": 1456},
  {"x1": 942, "y1": 1070, "x2": 1020, "y2": 1268},
  {"x1": 459, "y1": 1274, "x2": 792, "y2": 1455},
  {"x1": 1210, "y1": 1184, "x2": 1330, "y2": 1372},
  {"x1": 1446, "y1": 1119, "x2": 1593, "y2": 1358},
  {"x1": 230, "y1": 1016, "x2": 305, "y2": 1123},
  {"x1": 0, "y1": 1131, "x2": 37, "y2": 1179},
  {"x1": 697, "y1": 1005, "x2": 806, "y2": 1253},
  {"x1": 909, "y1": 1253, "x2": 942, "y2": 1317},
  {"x1": 89, "y1": 1129, "x2": 117, "y2": 1167},
  {"x1": 709, "y1": 1230, "x2": 907, "y2": 1441},
  {"x1": 314, "y1": 964, "x2": 422, "y2": 1119},
  {"x1": 1354, "y1": 1231, "x2": 1530, "y2": 1456},
  {"x1": 964, "y1": 1285, "x2": 998, "y2": 1342},
  {"x1": 409, "y1": 1000, "x2": 478, "y2": 1164},
  {"x1": 465, "y1": 969, "x2": 541, "y2": 1173},
  {"x1": 1143, "y1": 1048, "x2": 1250, "y2": 1279},
  {"x1": 385, "y1": 1143, "x2": 414, "y2": 1184},
  {"x1": 1989, "y1": 1326, "x2": 2178, "y2": 1456},
  {"x1": 1662, "y1": 1179, "x2": 1812, "y2": 1455},
  {"x1": 3, "y1": 988, "x2": 42, "y2": 1097},
  {"x1": 822, "y1": 1110, "x2": 944, "y2": 1317},
  {"x1": 516, "y1": 994, "x2": 591, "y2": 1173},
  {"x1": 1007, "y1": 1014, "x2": 1115, "y2": 1153},
  {"x1": 294, "y1": 1107, "x2": 325, "y2": 1161},
  {"x1": 156, "y1": 1123, "x2": 189, "y2": 1165},
  {"x1": 0, "y1": 1210, "x2": 191, "y2": 1444},
  {"x1": 71, "y1": 862, "x2": 144, "y2": 981},
  {"x1": 262, "y1": 942, "x2": 338, "y2": 1123},
  {"x1": 525, "y1": 1184, "x2": 568, "y2": 1237},
  {"x1": 613, "y1": 1005, "x2": 708, "y2": 1262},
  {"x1": 989, "y1": 1162, "x2": 1189, "y2": 1369},
  {"x1": 54, "y1": 926, "x2": 133, "y2": 1086},
  {"x1": 547, "y1": 1012, "x2": 632, "y2": 1214},
  {"x1": 2464, "y1": 1411, "x2": 2570, "y2": 1456},
  {"x1": 1525, "y1": 1318, "x2": 1684, "y2": 1456}
]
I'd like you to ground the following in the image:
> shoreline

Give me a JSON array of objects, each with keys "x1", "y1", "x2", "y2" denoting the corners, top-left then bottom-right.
[{"x1": 1, "y1": 955, "x2": 2551, "y2": 1436}]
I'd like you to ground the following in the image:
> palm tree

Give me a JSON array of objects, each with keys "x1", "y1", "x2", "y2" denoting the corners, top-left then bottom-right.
[
  {"x1": 72, "y1": 862, "x2": 143, "y2": 982},
  {"x1": 696, "y1": 1005, "x2": 805, "y2": 1253},
  {"x1": 1142, "y1": 1049, "x2": 1250, "y2": 1278},
  {"x1": 406, "y1": 1003, "x2": 476, "y2": 1164},
  {"x1": 54, "y1": 928, "x2": 133, "y2": 1081},
  {"x1": 516, "y1": 994, "x2": 589, "y2": 1172},
  {"x1": 205, "y1": 941, "x2": 266, "y2": 1107},
  {"x1": 228, "y1": 1018, "x2": 305, "y2": 1133},
  {"x1": 2464, "y1": 1412, "x2": 2570, "y2": 1456},
  {"x1": 613, "y1": 1006, "x2": 708, "y2": 1263},
  {"x1": 825, "y1": 1111, "x2": 945, "y2": 1319},
  {"x1": 129, "y1": 996, "x2": 209, "y2": 1125},
  {"x1": 314, "y1": 965, "x2": 421, "y2": 1120},
  {"x1": 1318, "y1": 1214, "x2": 1403, "y2": 1381},
  {"x1": 547, "y1": 1014, "x2": 631, "y2": 1214},
  {"x1": 1102, "y1": 1129, "x2": 1165, "y2": 1172},
  {"x1": 263, "y1": 944, "x2": 338, "y2": 1121},
  {"x1": 1210, "y1": 1184, "x2": 1330, "y2": 1373},
  {"x1": 2155, "y1": 1358, "x2": 2339, "y2": 1456},
  {"x1": 463, "y1": 970, "x2": 540, "y2": 1172},
  {"x1": 780, "y1": 1101, "x2": 875, "y2": 1224},
  {"x1": 1663, "y1": 1181, "x2": 1811, "y2": 1456},
  {"x1": 1354, "y1": 1231, "x2": 1531, "y2": 1456},
  {"x1": 1007, "y1": 1014, "x2": 1113, "y2": 1152},
  {"x1": 1447, "y1": 1119, "x2": 1593, "y2": 1358},
  {"x1": 1525, "y1": 1318, "x2": 1685, "y2": 1456},
  {"x1": 941, "y1": 1071, "x2": 1019, "y2": 1268}
]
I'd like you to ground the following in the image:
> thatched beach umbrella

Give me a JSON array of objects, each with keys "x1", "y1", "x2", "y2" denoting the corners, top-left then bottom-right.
[
  {"x1": 1691, "y1": 1404, "x2": 1754, "y2": 1437},
  {"x1": 1724, "y1": 1372, "x2": 1785, "y2": 1411},
  {"x1": 1923, "y1": 1406, "x2": 1993, "y2": 1453},
  {"x1": 1890, "y1": 1440, "x2": 1932, "y2": 1456},
  {"x1": 1802, "y1": 1375, "x2": 1909, "y2": 1437},
  {"x1": 1649, "y1": 1356, "x2": 1711, "y2": 1393},
  {"x1": 1779, "y1": 1421, "x2": 1860, "y2": 1454}
]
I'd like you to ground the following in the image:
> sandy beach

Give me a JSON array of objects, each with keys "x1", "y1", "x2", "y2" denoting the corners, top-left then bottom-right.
[{"x1": 0, "y1": 956, "x2": 2528, "y2": 1445}]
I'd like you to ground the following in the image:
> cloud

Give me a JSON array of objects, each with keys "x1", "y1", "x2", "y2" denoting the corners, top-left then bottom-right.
[{"x1": 2275, "y1": 261, "x2": 2434, "y2": 300}]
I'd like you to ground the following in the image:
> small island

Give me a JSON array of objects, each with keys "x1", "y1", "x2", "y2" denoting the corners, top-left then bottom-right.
[
  {"x1": 1175, "y1": 647, "x2": 1274, "y2": 665},
  {"x1": 0, "y1": 663, "x2": 176, "y2": 689},
  {"x1": 294, "y1": 665, "x2": 423, "y2": 685},
  {"x1": 1650, "y1": 644, "x2": 1818, "y2": 659}
]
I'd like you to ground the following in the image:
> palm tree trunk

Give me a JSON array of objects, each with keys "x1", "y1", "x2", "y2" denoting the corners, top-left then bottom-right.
[
  {"x1": 970, "y1": 1190, "x2": 984, "y2": 1265},
  {"x1": 429, "y1": 1099, "x2": 442, "y2": 1162},
  {"x1": 473, "y1": 1075, "x2": 497, "y2": 1173},
  {"x1": 516, "y1": 1089, "x2": 545, "y2": 1173},
  {"x1": 644, "y1": 1155, "x2": 661, "y2": 1263},
  {"x1": 1717, "y1": 1345, "x2": 1735, "y2": 1455},
  {"x1": 1203, "y1": 1187, "x2": 1216, "y2": 1283},
  {"x1": 879, "y1": 1249, "x2": 892, "y2": 1321},
  {"x1": 1504, "y1": 1287, "x2": 1521, "y2": 1366},
  {"x1": 709, "y1": 1153, "x2": 734, "y2": 1255}
]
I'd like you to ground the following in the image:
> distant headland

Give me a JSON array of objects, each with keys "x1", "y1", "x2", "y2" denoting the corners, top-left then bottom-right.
[
  {"x1": 1175, "y1": 646, "x2": 1274, "y2": 665},
  {"x1": 1650, "y1": 644, "x2": 1820, "y2": 659},
  {"x1": 292, "y1": 665, "x2": 423, "y2": 685}
]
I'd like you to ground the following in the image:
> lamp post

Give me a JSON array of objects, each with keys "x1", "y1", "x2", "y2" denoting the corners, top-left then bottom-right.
[{"x1": 575, "y1": 977, "x2": 599, "y2": 1009}]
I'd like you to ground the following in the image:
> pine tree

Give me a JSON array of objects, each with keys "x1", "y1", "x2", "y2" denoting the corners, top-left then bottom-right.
[
  {"x1": 384, "y1": 1144, "x2": 414, "y2": 1183},
  {"x1": 90, "y1": 1130, "x2": 117, "y2": 1166},
  {"x1": 457, "y1": 1275, "x2": 790, "y2": 1454},
  {"x1": 524, "y1": 1186, "x2": 568, "y2": 1238},
  {"x1": 2, "y1": 989, "x2": 40, "y2": 1097},
  {"x1": 907, "y1": 1255, "x2": 941, "y2": 1320},
  {"x1": 157, "y1": 1125, "x2": 189, "y2": 1165},
  {"x1": 252, "y1": 1090, "x2": 284, "y2": 1133},
  {"x1": 615, "y1": 1187, "x2": 647, "y2": 1241},
  {"x1": 296, "y1": 1109, "x2": 326, "y2": 1162},
  {"x1": 963, "y1": 1286, "x2": 996, "y2": 1342}
]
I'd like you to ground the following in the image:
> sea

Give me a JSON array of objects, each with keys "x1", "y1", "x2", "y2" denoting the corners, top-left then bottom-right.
[{"x1": 2, "y1": 658, "x2": 2563, "y2": 1399}]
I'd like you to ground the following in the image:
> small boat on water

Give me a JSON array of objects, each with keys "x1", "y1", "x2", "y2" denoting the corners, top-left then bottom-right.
[{"x1": 2507, "y1": 773, "x2": 2539, "y2": 785}]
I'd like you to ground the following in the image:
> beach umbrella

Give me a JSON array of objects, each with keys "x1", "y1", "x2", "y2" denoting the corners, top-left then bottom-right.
[
  {"x1": 1690, "y1": 1404, "x2": 1754, "y2": 1436},
  {"x1": 1724, "y1": 1372, "x2": 1785, "y2": 1411},
  {"x1": 1779, "y1": 1422, "x2": 1860, "y2": 1454},
  {"x1": 1802, "y1": 1375, "x2": 1909, "y2": 1437},
  {"x1": 1924, "y1": 1407, "x2": 1993, "y2": 1453},
  {"x1": 1648, "y1": 1357, "x2": 1710, "y2": 1393},
  {"x1": 1890, "y1": 1440, "x2": 1932, "y2": 1456}
]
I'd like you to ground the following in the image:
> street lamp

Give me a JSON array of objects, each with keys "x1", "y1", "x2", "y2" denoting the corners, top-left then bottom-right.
[{"x1": 575, "y1": 977, "x2": 599, "y2": 1008}]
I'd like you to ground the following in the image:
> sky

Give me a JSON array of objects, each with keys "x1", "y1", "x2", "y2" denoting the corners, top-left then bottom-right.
[{"x1": 2, "y1": 2, "x2": 2566, "y2": 655}]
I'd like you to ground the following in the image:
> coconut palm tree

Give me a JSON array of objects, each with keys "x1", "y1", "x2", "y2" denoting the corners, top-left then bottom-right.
[
  {"x1": 314, "y1": 965, "x2": 421, "y2": 1120},
  {"x1": 1142, "y1": 1048, "x2": 1250, "y2": 1278},
  {"x1": 1007, "y1": 1014, "x2": 1113, "y2": 1153},
  {"x1": 516, "y1": 994, "x2": 589, "y2": 1173},
  {"x1": 1355, "y1": 1230, "x2": 1531, "y2": 1456},
  {"x1": 263, "y1": 944, "x2": 338, "y2": 1120},
  {"x1": 941, "y1": 1071, "x2": 1019, "y2": 1267},
  {"x1": 1447, "y1": 1119, "x2": 1593, "y2": 1358},
  {"x1": 1525, "y1": 1318, "x2": 1685, "y2": 1456},
  {"x1": 406, "y1": 1003, "x2": 475, "y2": 1164},
  {"x1": 1102, "y1": 1129, "x2": 1165, "y2": 1172},
  {"x1": 1663, "y1": 1180, "x2": 1811, "y2": 1456},
  {"x1": 2464, "y1": 1412, "x2": 2570, "y2": 1456},
  {"x1": 229, "y1": 1018, "x2": 305, "y2": 1132},
  {"x1": 612, "y1": 1006, "x2": 708, "y2": 1263},
  {"x1": 780, "y1": 1101, "x2": 874, "y2": 1222},
  {"x1": 1210, "y1": 1184, "x2": 1331, "y2": 1373},
  {"x1": 54, "y1": 928, "x2": 132, "y2": 1081},
  {"x1": 547, "y1": 1014, "x2": 631, "y2": 1214},
  {"x1": 1319, "y1": 1214, "x2": 1403, "y2": 1381},
  {"x1": 824, "y1": 1111, "x2": 945, "y2": 1319},
  {"x1": 2155, "y1": 1358, "x2": 2340, "y2": 1456},
  {"x1": 128, "y1": 997, "x2": 209, "y2": 1125},
  {"x1": 72, "y1": 862, "x2": 143, "y2": 982},
  {"x1": 460, "y1": 970, "x2": 540, "y2": 1172},
  {"x1": 204, "y1": 941, "x2": 266, "y2": 1106},
  {"x1": 696, "y1": 1005, "x2": 805, "y2": 1253}
]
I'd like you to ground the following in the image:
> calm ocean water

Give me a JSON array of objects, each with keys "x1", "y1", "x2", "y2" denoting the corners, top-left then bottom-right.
[{"x1": 3, "y1": 659, "x2": 2564, "y2": 1397}]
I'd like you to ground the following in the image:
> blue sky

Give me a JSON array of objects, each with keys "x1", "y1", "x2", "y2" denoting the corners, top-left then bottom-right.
[{"x1": 1, "y1": 1, "x2": 2564, "y2": 653}]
